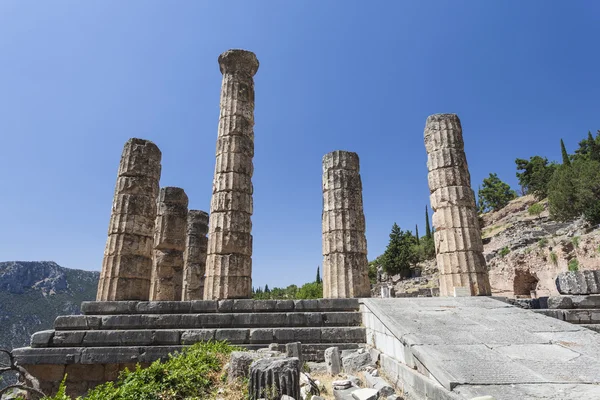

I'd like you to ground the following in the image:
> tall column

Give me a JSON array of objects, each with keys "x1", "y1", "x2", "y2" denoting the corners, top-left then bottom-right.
[
  {"x1": 96, "y1": 138, "x2": 161, "y2": 301},
  {"x1": 322, "y1": 150, "x2": 371, "y2": 298},
  {"x1": 424, "y1": 114, "x2": 491, "y2": 296},
  {"x1": 149, "y1": 187, "x2": 188, "y2": 301},
  {"x1": 182, "y1": 210, "x2": 209, "y2": 300},
  {"x1": 204, "y1": 49, "x2": 259, "y2": 299}
]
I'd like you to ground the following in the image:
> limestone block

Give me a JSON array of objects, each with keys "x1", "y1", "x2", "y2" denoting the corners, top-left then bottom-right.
[
  {"x1": 438, "y1": 272, "x2": 491, "y2": 297},
  {"x1": 351, "y1": 388, "x2": 379, "y2": 400},
  {"x1": 429, "y1": 186, "x2": 476, "y2": 210},
  {"x1": 432, "y1": 206, "x2": 479, "y2": 230},
  {"x1": 218, "y1": 115, "x2": 254, "y2": 139},
  {"x1": 342, "y1": 351, "x2": 372, "y2": 373},
  {"x1": 219, "y1": 84, "x2": 255, "y2": 120},
  {"x1": 205, "y1": 254, "x2": 252, "y2": 278},
  {"x1": 210, "y1": 191, "x2": 253, "y2": 214},
  {"x1": 427, "y1": 148, "x2": 469, "y2": 172},
  {"x1": 31, "y1": 330, "x2": 54, "y2": 348},
  {"x1": 435, "y1": 251, "x2": 487, "y2": 275},
  {"x1": 103, "y1": 234, "x2": 153, "y2": 257},
  {"x1": 423, "y1": 114, "x2": 464, "y2": 153},
  {"x1": 323, "y1": 169, "x2": 363, "y2": 191},
  {"x1": 229, "y1": 351, "x2": 265, "y2": 382},
  {"x1": 249, "y1": 357, "x2": 301, "y2": 400},
  {"x1": 180, "y1": 329, "x2": 216, "y2": 344},
  {"x1": 116, "y1": 138, "x2": 161, "y2": 177},
  {"x1": 183, "y1": 210, "x2": 209, "y2": 300},
  {"x1": 322, "y1": 231, "x2": 368, "y2": 255},
  {"x1": 215, "y1": 328, "x2": 250, "y2": 344},
  {"x1": 556, "y1": 271, "x2": 600, "y2": 295},
  {"x1": 207, "y1": 232, "x2": 253, "y2": 256},
  {"x1": 434, "y1": 227, "x2": 484, "y2": 254},
  {"x1": 204, "y1": 274, "x2": 253, "y2": 300},
  {"x1": 324, "y1": 346, "x2": 341, "y2": 375},
  {"x1": 209, "y1": 211, "x2": 253, "y2": 233},
  {"x1": 213, "y1": 171, "x2": 253, "y2": 194},
  {"x1": 323, "y1": 151, "x2": 360, "y2": 172},
  {"x1": 323, "y1": 190, "x2": 364, "y2": 212},
  {"x1": 286, "y1": 342, "x2": 302, "y2": 362},
  {"x1": 215, "y1": 152, "x2": 254, "y2": 175},
  {"x1": 100, "y1": 276, "x2": 151, "y2": 301},
  {"x1": 322, "y1": 210, "x2": 366, "y2": 233},
  {"x1": 114, "y1": 175, "x2": 159, "y2": 196},
  {"x1": 427, "y1": 166, "x2": 472, "y2": 192},
  {"x1": 216, "y1": 134, "x2": 254, "y2": 157},
  {"x1": 111, "y1": 194, "x2": 156, "y2": 219},
  {"x1": 323, "y1": 254, "x2": 370, "y2": 298}
]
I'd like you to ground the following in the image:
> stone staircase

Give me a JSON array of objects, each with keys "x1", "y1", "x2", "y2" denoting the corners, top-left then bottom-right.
[
  {"x1": 534, "y1": 294, "x2": 600, "y2": 332},
  {"x1": 13, "y1": 298, "x2": 365, "y2": 396}
]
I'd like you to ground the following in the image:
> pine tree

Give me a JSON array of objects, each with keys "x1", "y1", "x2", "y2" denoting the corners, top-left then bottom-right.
[
  {"x1": 415, "y1": 225, "x2": 420, "y2": 245},
  {"x1": 380, "y1": 223, "x2": 418, "y2": 277},
  {"x1": 425, "y1": 206, "x2": 432, "y2": 239},
  {"x1": 264, "y1": 284, "x2": 270, "y2": 293},
  {"x1": 315, "y1": 266, "x2": 321, "y2": 284},
  {"x1": 561, "y1": 139, "x2": 571, "y2": 166},
  {"x1": 478, "y1": 173, "x2": 517, "y2": 213}
]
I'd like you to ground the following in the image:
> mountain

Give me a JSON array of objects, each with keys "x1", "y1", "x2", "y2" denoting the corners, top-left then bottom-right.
[{"x1": 0, "y1": 261, "x2": 99, "y2": 352}]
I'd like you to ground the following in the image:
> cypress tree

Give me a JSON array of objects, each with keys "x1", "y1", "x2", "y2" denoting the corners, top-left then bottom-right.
[
  {"x1": 264, "y1": 284, "x2": 270, "y2": 293},
  {"x1": 415, "y1": 225, "x2": 420, "y2": 245},
  {"x1": 561, "y1": 139, "x2": 571, "y2": 166},
  {"x1": 316, "y1": 266, "x2": 321, "y2": 284},
  {"x1": 425, "y1": 206, "x2": 432, "y2": 239}
]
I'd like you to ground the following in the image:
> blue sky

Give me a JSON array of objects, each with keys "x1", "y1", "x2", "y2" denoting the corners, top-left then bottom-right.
[{"x1": 0, "y1": 1, "x2": 598, "y2": 288}]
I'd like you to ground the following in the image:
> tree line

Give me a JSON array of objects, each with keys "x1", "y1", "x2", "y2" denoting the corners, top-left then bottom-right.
[{"x1": 252, "y1": 267, "x2": 323, "y2": 299}]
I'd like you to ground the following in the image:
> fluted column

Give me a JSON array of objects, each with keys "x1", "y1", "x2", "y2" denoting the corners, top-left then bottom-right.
[
  {"x1": 204, "y1": 49, "x2": 259, "y2": 299},
  {"x1": 322, "y1": 151, "x2": 371, "y2": 298},
  {"x1": 424, "y1": 114, "x2": 491, "y2": 296},
  {"x1": 149, "y1": 187, "x2": 188, "y2": 301},
  {"x1": 97, "y1": 138, "x2": 161, "y2": 301},
  {"x1": 182, "y1": 210, "x2": 209, "y2": 300}
]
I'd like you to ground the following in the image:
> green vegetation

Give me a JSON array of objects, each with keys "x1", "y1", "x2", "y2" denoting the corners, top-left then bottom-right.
[
  {"x1": 43, "y1": 341, "x2": 237, "y2": 400},
  {"x1": 527, "y1": 203, "x2": 544, "y2": 218},
  {"x1": 568, "y1": 259, "x2": 580, "y2": 272},
  {"x1": 538, "y1": 238, "x2": 549, "y2": 248},
  {"x1": 550, "y1": 251, "x2": 558, "y2": 266},
  {"x1": 561, "y1": 138, "x2": 571, "y2": 166},
  {"x1": 572, "y1": 236, "x2": 580, "y2": 248},
  {"x1": 252, "y1": 267, "x2": 324, "y2": 300},
  {"x1": 315, "y1": 266, "x2": 321, "y2": 284},
  {"x1": 380, "y1": 223, "x2": 417, "y2": 277},
  {"x1": 478, "y1": 173, "x2": 517, "y2": 213},
  {"x1": 515, "y1": 156, "x2": 557, "y2": 199},
  {"x1": 499, "y1": 247, "x2": 510, "y2": 258}
]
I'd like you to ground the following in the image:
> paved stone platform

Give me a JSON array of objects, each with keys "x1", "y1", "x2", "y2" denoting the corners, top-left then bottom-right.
[{"x1": 361, "y1": 297, "x2": 600, "y2": 400}]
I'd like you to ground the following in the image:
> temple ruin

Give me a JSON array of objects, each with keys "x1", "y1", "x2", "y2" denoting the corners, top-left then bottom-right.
[
  {"x1": 182, "y1": 210, "x2": 209, "y2": 300},
  {"x1": 96, "y1": 138, "x2": 162, "y2": 301},
  {"x1": 322, "y1": 150, "x2": 371, "y2": 298},
  {"x1": 203, "y1": 49, "x2": 259, "y2": 300},
  {"x1": 424, "y1": 113, "x2": 491, "y2": 296},
  {"x1": 149, "y1": 187, "x2": 188, "y2": 301}
]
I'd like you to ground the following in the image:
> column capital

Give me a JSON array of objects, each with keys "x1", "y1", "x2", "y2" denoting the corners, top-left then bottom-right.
[{"x1": 218, "y1": 49, "x2": 259, "y2": 76}]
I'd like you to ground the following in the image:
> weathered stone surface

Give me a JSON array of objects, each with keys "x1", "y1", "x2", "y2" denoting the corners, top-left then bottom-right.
[
  {"x1": 351, "y1": 388, "x2": 378, "y2": 400},
  {"x1": 149, "y1": 187, "x2": 188, "y2": 301},
  {"x1": 556, "y1": 271, "x2": 600, "y2": 295},
  {"x1": 182, "y1": 210, "x2": 209, "y2": 300},
  {"x1": 324, "y1": 346, "x2": 341, "y2": 375},
  {"x1": 205, "y1": 49, "x2": 258, "y2": 300},
  {"x1": 285, "y1": 342, "x2": 302, "y2": 362},
  {"x1": 342, "y1": 351, "x2": 372, "y2": 373},
  {"x1": 364, "y1": 373, "x2": 395, "y2": 397},
  {"x1": 97, "y1": 138, "x2": 161, "y2": 301},
  {"x1": 322, "y1": 151, "x2": 370, "y2": 299},
  {"x1": 424, "y1": 114, "x2": 490, "y2": 296},
  {"x1": 228, "y1": 351, "x2": 265, "y2": 382},
  {"x1": 249, "y1": 357, "x2": 300, "y2": 400}
]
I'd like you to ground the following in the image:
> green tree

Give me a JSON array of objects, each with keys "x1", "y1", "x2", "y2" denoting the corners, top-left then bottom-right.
[
  {"x1": 380, "y1": 223, "x2": 418, "y2": 277},
  {"x1": 515, "y1": 156, "x2": 557, "y2": 199},
  {"x1": 561, "y1": 139, "x2": 571, "y2": 166},
  {"x1": 425, "y1": 206, "x2": 432, "y2": 239},
  {"x1": 297, "y1": 282, "x2": 323, "y2": 299},
  {"x1": 575, "y1": 131, "x2": 600, "y2": 162},
  {"x1": 264, "y1": 284, "x2": 270, "y2": 293},
  {"x1": 315, "y1": 266, "x2": 321, "y2": 284},
  {"x1": 478, "y1": 173, "x2": 517, "y2": 213},
  {"x1": 415, "y1": 225, "x2": 420, "y2": 245}
]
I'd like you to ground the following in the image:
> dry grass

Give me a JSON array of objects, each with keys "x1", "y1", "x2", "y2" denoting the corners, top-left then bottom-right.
[{"x1": 307, "y1": 371, "x2": 345, "y2": 400}]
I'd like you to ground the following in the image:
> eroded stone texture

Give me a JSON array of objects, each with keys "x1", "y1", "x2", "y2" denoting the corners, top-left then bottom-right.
[
  {"x1": 97, "y1": 138, "x2": 161, "y2": 301},
  {"x1": 424, "y1": 114, "x2": 491, "y2": 296},
  {"x1": 204, "y1": 49, "x2": 259, "y2": 300},
  {"x1": 182, "y1": 210, "x2": 209, "y2": 300},
  {"x1": 149, "y1": 187, "x2": 188, "y2": 301},
  {"x1": 322, "y1": 151, "x2": 370, "y2": 298}
]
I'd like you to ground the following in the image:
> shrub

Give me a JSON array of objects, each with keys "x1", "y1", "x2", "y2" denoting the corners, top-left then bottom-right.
[
  {"x1": 538, "y1": 238, "x2": 549, "y2": 248},
  {"x1": 568, "y1": 259, "x2": 580, "y2": 272},
  {"x1": 572, "y1": 236, "x2": 580, "y2": 248},
  {"x1": 550, "y1": 251, "x2": 558, "y2": 266},
  {"x1": 528, "y1": 203, "x2": 544, "y2": 218},
  {"x1": 499, "y1": 247, "x2": 510, "y2": 258}
]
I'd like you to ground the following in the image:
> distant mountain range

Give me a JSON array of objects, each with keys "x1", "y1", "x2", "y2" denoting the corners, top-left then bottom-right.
[{"x1": 0, "y1": 261, "x2": 99, "y2": 352}]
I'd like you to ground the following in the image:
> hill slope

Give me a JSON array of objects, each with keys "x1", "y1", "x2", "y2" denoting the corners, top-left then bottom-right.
[{"x1": 0, "y1": 261, "x2": 99, "y2": 351}]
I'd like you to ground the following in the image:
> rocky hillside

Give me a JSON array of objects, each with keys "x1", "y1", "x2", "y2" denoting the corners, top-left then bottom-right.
[
  {"x1": 380, "y1": 195, "x2": 600, "y2": 298},
  {"x1": 0, "y1": 261, "x2": 99, "y2": 352}
]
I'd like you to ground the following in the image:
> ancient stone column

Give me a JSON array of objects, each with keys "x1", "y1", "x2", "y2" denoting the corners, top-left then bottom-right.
[
  {"x1": 322, "y1": 150, "x2": 371, "y2": 298},
  {"x1": 149, "y1": 187, "x2": 188, "y2": 301},
  {"x1": 424, "y1": 114, "x2": 491, "y2": 296},
  {"x1": 96, "y1": 138, "x2": 161, "y2": 301},
  {"x1": 204, "y1": 49, "x2": 259, "y2": 300},
  {"x1": 182, "y1": 210, "x2": 209, "y2": 300}
]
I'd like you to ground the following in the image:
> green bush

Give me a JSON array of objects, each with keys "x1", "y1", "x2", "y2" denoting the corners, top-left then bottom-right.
[
  {"x1": 43, "y1": 341, "x2": 236, "y2": 400},
  {"x1": 499, "y1": 247, "x2": 510, "y2": 258},
  {"x1": 528, "y1": 203, "x2": 544, "y2": 218},
  {"x1": 296, "y1": 282, "x2": 323, "y2": 299},
  {"x1": 568, "y1": 259, "x2": 580, "y2": 272},
  {"x1": 550, "y1": 251, "x2": 558, "y2": 266}
]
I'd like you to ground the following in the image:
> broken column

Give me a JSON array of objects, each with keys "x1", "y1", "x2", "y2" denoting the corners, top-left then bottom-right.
[
  {"x1": 182, "y1": 210, "x2": 209, "y2": 300},
  {"x1": 322, "y1": 151, "x2": 371, "y2": 298},
  {"x1": 204, "y1": 49, "x2": 259, "y2": 300},
  {"x1": 96, "y1": 138, "x2": 161, "y2": 301},
  {"x1": 149, "y1": 187, "x2": 188, "y2": 301},
  {"x1": 424, "y1": 114, "x2": 491, "y2": 296}
]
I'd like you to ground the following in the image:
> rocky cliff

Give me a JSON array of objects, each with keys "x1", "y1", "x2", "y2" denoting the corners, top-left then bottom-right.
[{"x1": 0, "y1": 261, "x2": 99, "y2": 351}]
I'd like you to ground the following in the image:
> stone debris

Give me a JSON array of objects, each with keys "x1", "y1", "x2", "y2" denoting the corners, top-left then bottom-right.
[
  {"x1": 228, "y1": 351, "x2": 273, "y2": 382},
  {"x1": 204, "y1": 49, "x2": 259, "y2": 300},
  {"x1": 351, "y1": 388, "x2": 378, "y2": 400},
  {"x1": 97, "y1": 138, "x2": 162, "y2": 301},
  {"x1": 364, "y1": 371, "x2": 395, "y2": 397},
  {"x1": 332, "y1": 379, "x2": 352, "y2": 390},
  {"x1": 286, "y1": 342, "x2": 302, "y2": 362},
  {"x1": 322, "y1": 151, "x2": 370, "y2": 298},
  {"x1": 424, "y1": 114, "x2": 491, "y2": 296},
  {"x1": 149, "y1": 187, "x2": 188, "y2": 301},
  {"x1": 249, "y1": 357, "x2": 301, "y2": 400},
  {"x1": 556, "y1": 270, "x2": 600, "y2": 295},
  {"x1": 182, "y1": 210, "x2": 209, "y2": 300},
  {"x1": 324, "y1": 346, "x2": 341, "y2": 375},
  {"x1": 341, "y1": 350, "x2": 373, "y2": 374}
]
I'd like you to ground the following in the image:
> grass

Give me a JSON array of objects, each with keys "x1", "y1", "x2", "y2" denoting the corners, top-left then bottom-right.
[
  {"x1": 572, "y1": 236, "x2": 580, "y2": 248},
  {"x1": 550, "y1": 251, "x2": 558, "y2": 266},
  {"x1": 568, "y1": 259, "x2": 580, "y2": 272},
  {"x1": 538, "y1": 238, "x2": 549, "y2": 249},
  {"x1": 499, "y1": 247, "x2": 510, "y2": 258}
]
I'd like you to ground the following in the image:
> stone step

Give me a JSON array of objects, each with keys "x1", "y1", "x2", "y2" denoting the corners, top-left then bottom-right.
[
  {"x1": 54, "y1": 312, "x2": 362, "y2": 331},
  {"x1": 534, "y1": 309, "x2": 600, "y2": 324},
  {"x1": 81, "y1": 299, "x2": 360, "y2": 315},
  {"x1": 14, "y1": 342, "x2": 361, "y2": 365},
  {"x1": 31, "y1": 327, "x2": 366, "y2": 348},
  {"x1": 581, "y1": 324, "x2": 600, "y2": 333}
]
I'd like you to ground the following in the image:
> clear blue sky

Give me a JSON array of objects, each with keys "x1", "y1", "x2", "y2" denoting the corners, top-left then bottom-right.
[{"x1": 1, "y1": 1, "x2": 598, "y2": 288}]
